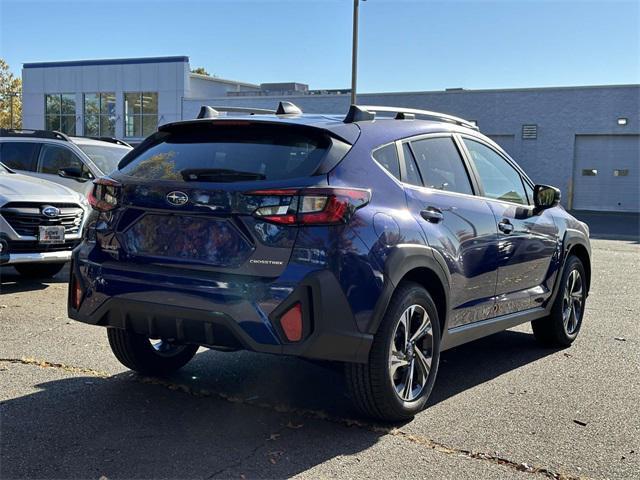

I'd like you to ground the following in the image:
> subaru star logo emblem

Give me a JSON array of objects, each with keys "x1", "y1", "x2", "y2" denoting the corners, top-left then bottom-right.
[
  {"x1": 42, "y1": 206, "x2": 60, "y2": 218},
  {"x1": 166, "y1": 191, "x2": 189, "y2": 206}
]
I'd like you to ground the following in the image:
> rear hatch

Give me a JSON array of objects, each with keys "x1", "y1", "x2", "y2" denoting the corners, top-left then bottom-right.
[{"x1": 93, "y1": 120, "x2": 356, "y2": 277}]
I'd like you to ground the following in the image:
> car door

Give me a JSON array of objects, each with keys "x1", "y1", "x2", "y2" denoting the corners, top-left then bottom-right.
[
  {"x1": 460, "y1": 136, "x2": 559, "y2": 316},
  {"x1": 400, "y1": 134, "x2": 499, "y2": 328},
  {"x1": 34, "y1": 143, "x2": 93, "y2": 194}
]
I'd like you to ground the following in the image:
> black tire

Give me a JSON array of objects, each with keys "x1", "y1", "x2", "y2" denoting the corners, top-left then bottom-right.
[
  {"x1": 345, "y1": 282, "x2": 441, "y2": 421},
  {"x1": 14, "y1": 262, "x2": 65, "y2": 278},
  {"x1": 107, "y1": 328, "x2": 199, "y2": 375},
  {"x1": 532, "y1": 255, "x2": 587, "y2": 347}
]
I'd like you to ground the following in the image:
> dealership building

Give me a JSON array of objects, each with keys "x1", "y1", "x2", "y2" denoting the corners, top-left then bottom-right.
[{"x1": 21, "y1": 55, "x2": 639, "y2": 212}]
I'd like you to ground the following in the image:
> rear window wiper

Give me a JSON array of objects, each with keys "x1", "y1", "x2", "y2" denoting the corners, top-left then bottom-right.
[{"x1": 181, "y1": 168, "x2": 266, "y2": 182}]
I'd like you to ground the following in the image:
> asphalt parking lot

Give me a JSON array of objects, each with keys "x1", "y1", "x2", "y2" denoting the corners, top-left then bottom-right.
[{"x1": 1, "y1": 238, "x2": 638, "y2": 480}]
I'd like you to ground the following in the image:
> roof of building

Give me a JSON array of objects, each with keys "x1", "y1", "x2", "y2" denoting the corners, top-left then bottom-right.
[
  {"x1": 188, "y1": 73, "x2": 260, "y2": 89},
  {"x1": 23, "y1": 56, "x2": 190, "y2": 69}
]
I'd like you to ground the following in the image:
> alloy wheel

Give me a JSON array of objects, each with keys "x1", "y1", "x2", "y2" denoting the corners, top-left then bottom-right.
[
  {"x1": 562, "y1": 269, "x2": 584, "y2": 335},
  {"x1": 389, "y1": 305, "x2": 434, "y2": 402},
  {"x1": 151, "y1": 339, "x2": 189, "y2": 357}
]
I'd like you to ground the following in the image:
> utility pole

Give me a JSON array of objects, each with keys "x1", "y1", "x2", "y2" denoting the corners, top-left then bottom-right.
[{"x1": 350, "y1": 0, "x2": 364, "y2": 105}]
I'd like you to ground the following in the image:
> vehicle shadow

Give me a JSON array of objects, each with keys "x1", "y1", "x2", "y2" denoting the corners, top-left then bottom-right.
[
  {"x1": 1, "y1": 329, "x2": 559, "y2": 479},
  {"x1": 0, "y1": 265, "x2": 69, "y2": 294},
  {"x1": 430, "y1": 329, "x2": 560, "y2": 406}
]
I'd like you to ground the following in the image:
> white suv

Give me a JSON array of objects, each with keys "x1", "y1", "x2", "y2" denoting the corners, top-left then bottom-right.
[
  {"x1": 0, "y1": 162, "x2": 88, "y2": 278},
  {"x1": 0, "y1": 129, "x2": 132, "y2": 196}
]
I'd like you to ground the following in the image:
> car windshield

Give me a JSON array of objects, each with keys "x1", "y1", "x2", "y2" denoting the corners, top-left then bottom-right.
[{"x1": 76, "y1": 144, "x2": 131, "y2": 174}]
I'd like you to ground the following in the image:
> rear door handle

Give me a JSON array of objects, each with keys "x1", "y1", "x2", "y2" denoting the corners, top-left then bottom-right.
[
  {"x1": 421, "y1": 207, "x2": 444, "y2": 223},
  {"x1": 498, "y1": 219, "x2": 514, "y2": 234}
]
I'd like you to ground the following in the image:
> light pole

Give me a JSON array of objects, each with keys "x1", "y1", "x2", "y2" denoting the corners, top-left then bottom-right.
[{"x1": 350, "y1": 0, "x2": 365, "y2": 105}]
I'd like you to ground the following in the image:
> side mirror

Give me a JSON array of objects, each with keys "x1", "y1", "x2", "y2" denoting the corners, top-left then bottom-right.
[
  {"x1": 534, "y1": 184, "x2": 561, "y2": 210},
  {"x1": 58, "y1": 167, "x2": 90, "y2": 182}
]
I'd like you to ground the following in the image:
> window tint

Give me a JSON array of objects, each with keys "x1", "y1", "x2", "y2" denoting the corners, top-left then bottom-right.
[
  {"x1": 372, "y1": 143, "x2": 400, "y2": 179},
  {"x1": 119, "y1": 125, "x2": 330, "y2": 182},
  {"x1": 0, "y1": 142, "x2": 40, "y2": 171},
  {"x1": 402, "y1": 143, "x2": 422, "y2": 186},
  {"x1": 463, "y1": 139, "x2": 528, "y2": 205},
  {"x1": 410, "y1": 137, "x2": 473, "y2": 195},
  {"x1": 39, "y1": 145, "x2": 88, "y2": 177}
]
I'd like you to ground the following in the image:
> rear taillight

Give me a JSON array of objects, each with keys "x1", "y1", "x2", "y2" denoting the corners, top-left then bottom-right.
[
  {"x1": 247, "y1": 187, "x2": 370, "y2": 225},
  {"x1": 88, "y1": 177, "x2": 122, "y2": 212}
]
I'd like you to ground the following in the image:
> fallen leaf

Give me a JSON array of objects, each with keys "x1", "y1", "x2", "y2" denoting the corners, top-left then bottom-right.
[
  {"x1": 268, "y1": 433, "x2": 280, "y2": 441},
  {"x1": 573, "y1": 419, "x2": 587, "y2": 427},
  {"x1": 286, "y1": 421, "x2": 304, "y2": 429},
  {"x1": 614, "y1": 337, "x2": 626, "y2": 342}
]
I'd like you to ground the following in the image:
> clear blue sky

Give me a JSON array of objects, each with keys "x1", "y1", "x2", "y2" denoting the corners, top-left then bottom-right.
[{"x1": 1, "y1": 0, "x2": 638, "y2": 92}]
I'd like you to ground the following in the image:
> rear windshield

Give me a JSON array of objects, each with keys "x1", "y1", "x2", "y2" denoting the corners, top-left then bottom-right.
[{"x1": 118, "y1": 124, "x2": 330, "y2": 182}]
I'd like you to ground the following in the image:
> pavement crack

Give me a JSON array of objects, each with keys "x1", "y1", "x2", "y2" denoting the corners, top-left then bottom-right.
[
  {"x1": 0, "y1": 357, "x2": 111, "y2": 377},
  {"x1": 4, "y1": 357, "x2": 588, "y2": 480}
]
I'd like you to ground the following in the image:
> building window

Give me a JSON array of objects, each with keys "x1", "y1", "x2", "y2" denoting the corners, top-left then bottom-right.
[
  {"x1": 84, "y1": 93, "x2": 116, "y2": 137},
  {"x1": 45, "y1": 94, "x2": 76, "y2": 135},
  {"x1": 582, "y1": 169, "x2": 598, "y2": 176},
  {"x1": 124, "y1": 92, "x2": 158, "y2": 138}
]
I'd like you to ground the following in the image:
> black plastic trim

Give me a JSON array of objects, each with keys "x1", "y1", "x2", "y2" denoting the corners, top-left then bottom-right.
[{"x1": 369, "y1": 244, "x2": 451, "y2": 335}]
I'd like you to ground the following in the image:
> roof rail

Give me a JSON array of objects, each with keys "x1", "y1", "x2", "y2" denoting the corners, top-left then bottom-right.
[
  {"x1": 343, "y1": 105, "x2": 479, "y2": 130},
  {"x1": 196, "y1": 101, "x2": 303, "y2": 119},
  {"x1": 87, "y1": 136, "x2": 132, "y2": 148},
  {"x1": 0, "y1": 128, "x2": 70, "y2": 141}
]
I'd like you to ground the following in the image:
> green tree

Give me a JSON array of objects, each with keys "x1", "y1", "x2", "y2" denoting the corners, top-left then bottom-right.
[
  {"x1": 191, "y1": 67, "x2": 210, "y2": 76},
  {"x1": 0, "y1": 59, "x2": 22, "y2": 129}
]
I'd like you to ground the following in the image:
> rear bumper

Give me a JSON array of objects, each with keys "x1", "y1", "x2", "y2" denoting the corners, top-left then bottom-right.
[{"x1": 68, "y1": 257, "x2": 372, "y2": 364}]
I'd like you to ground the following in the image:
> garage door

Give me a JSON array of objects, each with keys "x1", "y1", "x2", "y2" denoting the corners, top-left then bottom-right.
[{"x1": 573, "y1": 135, "x2": 640, "y2": 212}]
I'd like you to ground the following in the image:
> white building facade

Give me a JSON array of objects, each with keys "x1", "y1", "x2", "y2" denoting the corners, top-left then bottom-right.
[{"x1": 21, "y1": 56, "x2": 259, "y2": 142}]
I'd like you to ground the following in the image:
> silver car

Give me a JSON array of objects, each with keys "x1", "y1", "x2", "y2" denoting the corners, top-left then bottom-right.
[
  {"x1": 0, "y1": 163, "x2": 88, "y2": 278},
  {"x1": 0, "y1": 129, "x2": 132, "y2": 196}
]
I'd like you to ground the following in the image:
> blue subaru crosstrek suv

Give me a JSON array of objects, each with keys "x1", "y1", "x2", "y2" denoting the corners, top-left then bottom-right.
[{"x1": 68, "y1": 102, "x2": 591, "y2": 420}]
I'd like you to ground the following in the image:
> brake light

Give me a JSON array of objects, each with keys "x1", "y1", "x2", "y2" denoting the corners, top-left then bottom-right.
[
  {"x1": 248, "y1": 187, "x2": 370, "y2": 225},
  {"x1": 88, "y1": 177, "x2": 122, "y2": 212}
]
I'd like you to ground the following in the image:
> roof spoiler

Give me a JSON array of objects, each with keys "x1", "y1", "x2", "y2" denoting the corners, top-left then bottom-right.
[{"x1": 343, "y1": 104, "x2": 479, "y2": 130}]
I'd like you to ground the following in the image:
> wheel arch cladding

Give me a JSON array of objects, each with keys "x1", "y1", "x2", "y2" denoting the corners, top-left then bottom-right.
[
  {"x1": 400, "y1": 267, "x2": 447, "y2": 334},
  {"x1": 369, "y1": 244, "x2": 450, "y2": 335},
  {"x1": 568, "y1": 243, "x2": 591, "y2": 294},
  {"x1": 562, "y1": 228, "x2": 591, "y2": 295}
]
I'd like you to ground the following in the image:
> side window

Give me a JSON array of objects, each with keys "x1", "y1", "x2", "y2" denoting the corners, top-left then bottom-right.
[
  {"x1": 402, "y1": 143, "x2": 422, "y2": 186},
  {"x1": 0, "y1": 142, "x2": 40, "y2": 171},
  {"x1": 523, "y1": 181, "x2": 535, "y2": 205},
  {"x1": 39, "y1": 145, "x2": 88, "y2": 177},
  {"x1": 463, "y1": 139, "x2": 528, "y2": 205},
  {"x1": 410, "y1": 137, "x2": 473, "y2": 195},
  {"x1": 372, "y1": 143, "x2": 400, "y2": 180}
]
